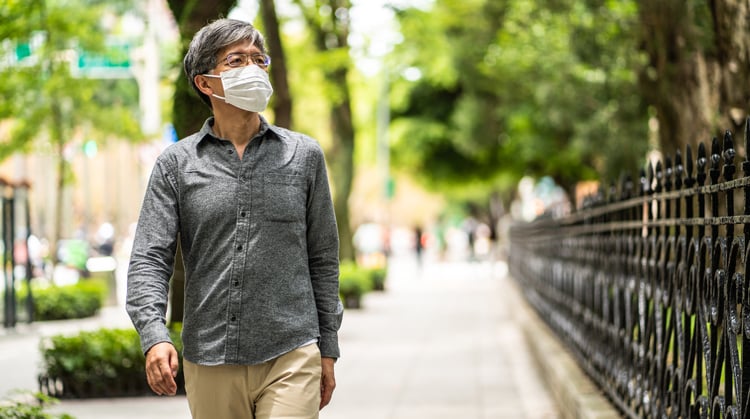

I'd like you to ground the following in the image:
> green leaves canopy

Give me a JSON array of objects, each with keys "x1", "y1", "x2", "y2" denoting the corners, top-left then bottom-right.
[
  {"x1": 388, "y1": 0, "x2": 650, "y2": 202},
  {"x1": 0, "y1": 0, "x2": 142, "y2": 160}
]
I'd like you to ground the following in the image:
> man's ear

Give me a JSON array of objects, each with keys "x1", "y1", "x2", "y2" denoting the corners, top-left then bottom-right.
[{"x1": 194, "y1": 74, "x2": 214, "y2": 96}]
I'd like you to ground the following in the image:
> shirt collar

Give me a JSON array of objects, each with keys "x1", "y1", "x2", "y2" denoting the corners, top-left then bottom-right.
[{"x1": 196, "y1": 115, "x2": 284, "y2": 146}]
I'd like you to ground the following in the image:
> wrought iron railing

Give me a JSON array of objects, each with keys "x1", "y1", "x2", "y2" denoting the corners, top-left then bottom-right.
[{"x1": 509, "y1": 119, "x2": 750, "y2": 418}]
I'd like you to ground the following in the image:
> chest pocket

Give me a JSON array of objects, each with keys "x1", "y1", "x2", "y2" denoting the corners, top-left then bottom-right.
[{"x1": 263, "y1": 173, "x2": 306, "y2": 222}]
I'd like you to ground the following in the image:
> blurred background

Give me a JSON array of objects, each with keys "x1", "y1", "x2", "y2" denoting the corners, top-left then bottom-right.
[
  {"x1": 2, "y1": 0, "x2": 749, "y2": 416},
  {"x1": 2, "y1": 0, "x2": 747, "y2": 287}
]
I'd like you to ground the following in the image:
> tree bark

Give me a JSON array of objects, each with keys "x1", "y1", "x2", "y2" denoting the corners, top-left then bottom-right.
[
  {"x1": 329, "y1": 69, "x2": 356, "y2": 263},
  {"x1": 638, "y1": 0, "x2": 749, "y2": 155},
  {"x1": 293, "y1": 0, "x2": 357, "y2": 262},
  {"x1": 709, "y1": 0, "x2": 750, "y2": 131},
  {"x1": 259, "y1": 0, "x2": 293, "y2": 129}
]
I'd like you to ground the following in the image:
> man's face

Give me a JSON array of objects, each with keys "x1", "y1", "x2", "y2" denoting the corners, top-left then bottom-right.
[{"x1": 203, "y1": 40, "x2": 268, "y2": 97}]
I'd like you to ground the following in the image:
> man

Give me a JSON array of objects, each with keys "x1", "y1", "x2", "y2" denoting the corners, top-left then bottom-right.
[{"x1": 126, "y1": 18, "x2": 343, "y2": 419}]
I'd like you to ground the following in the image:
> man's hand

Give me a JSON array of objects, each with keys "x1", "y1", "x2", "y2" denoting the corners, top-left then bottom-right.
[
  {"x1": 145, "y1": 342, "x2": 179, "y2": 396},
  {"x1": 319, "y1": 357, "x2": 336, "y2": 409}
]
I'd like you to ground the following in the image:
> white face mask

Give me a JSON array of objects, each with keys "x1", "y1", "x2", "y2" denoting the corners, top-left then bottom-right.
[{"x1": 203, "y1": 65, "x2": 273, "y2": 112}]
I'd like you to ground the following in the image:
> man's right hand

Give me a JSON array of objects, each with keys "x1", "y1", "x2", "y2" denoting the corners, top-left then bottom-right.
[{"x1": 145, "y1": 342, "x2": 179, "y2": 396}]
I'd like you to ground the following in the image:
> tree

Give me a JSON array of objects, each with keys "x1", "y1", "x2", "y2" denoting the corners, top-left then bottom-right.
[
  {"x1": 0, "y1": 0, "x2": 142, "y2": 264},
  {"x1": 260, "y1": 0, "x2": 293, "y2": 128},
  {"x1": 166, "y1": 0, "x2": 236, "y2": 139},
  {"x1": 164, "y1": 0, "x2": 236, "y2": 326},
  {"x1": 388, "y1": 0, "x2": 649, "y2": 216},
  {"x1": 292, "y1": 0, "x2": 357, "y2": 262},
  {"x1": 637, "y1": 0, "x2": 750, "y2": 153}
]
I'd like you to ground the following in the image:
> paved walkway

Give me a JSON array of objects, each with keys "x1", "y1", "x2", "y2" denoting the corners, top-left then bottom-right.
[{"x1": 3, "y1": 256, "x2": 560, "y2": 419}]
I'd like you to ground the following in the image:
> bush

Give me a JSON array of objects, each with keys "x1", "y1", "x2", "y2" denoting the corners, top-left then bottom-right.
[
  {"x1": 339, "y1": 262, "x2": 372, "y2": 309},
  {"x1": 0, "y1": 392, "x2": 71, "y2": 419},
  {"x1": 23, "y1": 279, "x2": 107, "y2": 321},
  {"x1": 38, "y1": 327, "x2": 184, "y2": 398},
  {"x1": 365, "y1": 267, "x2": 387, "y2": 291}
]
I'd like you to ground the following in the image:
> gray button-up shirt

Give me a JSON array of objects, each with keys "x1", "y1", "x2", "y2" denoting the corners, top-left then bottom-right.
[{"x1": 126, "y1": 116, "x2": 343, "y2": 365}]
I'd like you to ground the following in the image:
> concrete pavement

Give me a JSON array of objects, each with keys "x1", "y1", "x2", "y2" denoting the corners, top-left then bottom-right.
[{"x1": 3, "y1": 257, "x2": 569, "y2": 418}]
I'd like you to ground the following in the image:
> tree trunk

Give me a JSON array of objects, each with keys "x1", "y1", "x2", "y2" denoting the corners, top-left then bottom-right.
[
  {"x1": 165, "y1": 0, "x2": 236, "y2": 325},
  {"x1": 293, "y1": 0, "x2": 357, "y2": 262},
  {"x1": 50, "y1": 99, "x2": 66, "y2": 268},
  {"x1": 259, "y1": 0, "x2": 293, "y2": 129},
  {"x1": 638, "y1": 0, "x2": 749, "y2": 155},
  {"x1": 709, "y1": 0, "x2": 750, "y2": 132},
  {"x1": 329, "y1": 69, "x2": 356, "y2": 262}
]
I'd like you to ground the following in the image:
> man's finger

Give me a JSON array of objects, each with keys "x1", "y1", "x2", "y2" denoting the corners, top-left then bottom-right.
[{"x1": 159, "y1": 362, "x2": 177, "y2": 395}]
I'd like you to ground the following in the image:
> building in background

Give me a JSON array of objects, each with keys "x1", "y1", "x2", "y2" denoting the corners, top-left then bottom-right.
[{"x1": 0, "y1": 0, "x2": 178, "y2": 253}]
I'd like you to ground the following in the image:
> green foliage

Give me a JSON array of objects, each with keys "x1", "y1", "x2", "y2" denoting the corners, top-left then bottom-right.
[
  {"x1": 338, "y1": 262, "x2": 372, "y2": 307},
  {"x1": 388, "y1": 0, "x2": 650, "y2": 203},
  {"x1": 41, "y1": 328, "x2": 141, "y2": 381},
  {"x1": 0, "y1": 0, "x2": 143, "y2": 161},
  {"x1": 39, "y1": 327, "x2": 183, "y2": 398},
  {"x1": 22, "y1": 279, "x2": 107, "y2": 321},
  {"x1": 364, "y1": 267, "x2": 387, "y2": 291},
  {"x1": 0, "y1": 392, "x2": 72, "y2": 419}
]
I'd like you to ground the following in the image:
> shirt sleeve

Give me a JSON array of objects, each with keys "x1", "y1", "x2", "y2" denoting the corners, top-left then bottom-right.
[
  {"x1": 126, "y1": 158, "x2": 180, "y2": 354},
  {"x1": 305, "y1": 143, "x2": 344, "y2": 359}
]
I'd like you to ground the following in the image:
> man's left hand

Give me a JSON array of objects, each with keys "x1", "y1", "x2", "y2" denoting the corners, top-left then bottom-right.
[{"x1": 320, "y1": 357, "x2": 336, "y2": 409}]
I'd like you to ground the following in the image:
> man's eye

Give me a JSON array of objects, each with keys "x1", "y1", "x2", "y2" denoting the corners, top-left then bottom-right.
[{"x1": 227, "y1": 55, "x2": 245, "y2": 66}]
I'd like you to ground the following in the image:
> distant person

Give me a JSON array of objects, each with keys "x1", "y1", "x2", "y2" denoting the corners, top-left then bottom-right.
[
  {"x1": 126, "y1": 18, "x2": 343, "y2": 419},
  {"x1": 414, "y1": 226, "x2": 424, "y2": 268}
]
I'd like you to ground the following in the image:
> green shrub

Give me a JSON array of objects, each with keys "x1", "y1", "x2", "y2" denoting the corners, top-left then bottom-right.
[
  {"x1": 25, "y1": 279, "x2": 107, "y2": 321},
  {"x1": 0, "y1": 392, "x2": 72, "y2": 419},
  {"x1": 365, "y1": 267, "x2": 387, "y2": 291},
  {"x1": 339, "y1": 262, "x2": 372, "y2": 309},
  {"x1": 38, "y1": 327, "x2": 184, "y2": 398}
]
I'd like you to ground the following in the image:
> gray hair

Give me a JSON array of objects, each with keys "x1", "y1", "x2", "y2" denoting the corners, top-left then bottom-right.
[{"x1": 184, "y1": 19, "x2": 266, "y2": 107}]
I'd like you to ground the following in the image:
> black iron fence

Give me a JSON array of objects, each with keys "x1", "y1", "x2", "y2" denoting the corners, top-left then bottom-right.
[
  {"x1": 509, "y1": 119, "x2": 750, "y2": 418},
  {"x1": 0, "y1": 179, "x2": 33, "y2": 329}
]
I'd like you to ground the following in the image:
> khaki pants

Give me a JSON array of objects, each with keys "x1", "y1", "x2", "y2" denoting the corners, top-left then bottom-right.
[{"x1": 184, "y1": 344, "x2": 322, "y2": 419}]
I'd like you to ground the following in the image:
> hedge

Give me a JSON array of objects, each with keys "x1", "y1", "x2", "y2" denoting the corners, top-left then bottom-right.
[{"x1": 38, "y1": 327, "x2": 184, "y2": 399}]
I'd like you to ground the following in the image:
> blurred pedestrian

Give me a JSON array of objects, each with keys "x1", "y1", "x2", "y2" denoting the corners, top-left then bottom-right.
[
  {"x1": 126, "y1": 18, "x2": 342, "y2": 419},
  {"x1": 414, "y1": 225, "x2": 424, "y2": 269}
]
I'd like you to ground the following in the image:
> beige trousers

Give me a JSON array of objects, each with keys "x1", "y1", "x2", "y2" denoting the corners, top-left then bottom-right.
[{"x1": 184, "y1": 344, "x2": 322, "y2": 419}]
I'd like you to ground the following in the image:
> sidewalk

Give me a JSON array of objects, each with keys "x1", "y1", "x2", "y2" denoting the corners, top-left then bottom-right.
[{"x1": 6, "y1": 257, "x2": 562, "y2": 419}]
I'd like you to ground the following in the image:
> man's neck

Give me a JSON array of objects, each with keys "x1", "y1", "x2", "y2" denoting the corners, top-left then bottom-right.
[{"x1": 212, "y1": 110, "x2": 261, "y2": 158}]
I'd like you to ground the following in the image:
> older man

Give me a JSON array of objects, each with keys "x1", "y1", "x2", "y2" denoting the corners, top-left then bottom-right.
[{"x1": 127, "y1": 18, "x2": 343, "y2": 419}]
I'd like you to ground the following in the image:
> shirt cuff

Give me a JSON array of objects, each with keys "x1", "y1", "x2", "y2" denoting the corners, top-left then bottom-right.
[
  {"x1": 318, "y1": 334, "x2": 340, "y2": 359},
  {"x1": 138, "y1": 321, "x2": 174, "y2": 355}
]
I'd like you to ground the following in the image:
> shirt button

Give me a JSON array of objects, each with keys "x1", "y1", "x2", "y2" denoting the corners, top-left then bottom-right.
[
  {"x1": 228, "y1": 149, "x2": 234, "y2": 154},
  {"x1": 240, "y1": 211, "x2": 246, "y2": 217},
  {"x1": 237, "y1": 245, "x2": 243, "y2": 251},
  {"x1": 230, "y1": 315, "x2": 237, "y2": 321},
  {"x1": 234, "y1": 281, "x2": 240, "y2": 287}
]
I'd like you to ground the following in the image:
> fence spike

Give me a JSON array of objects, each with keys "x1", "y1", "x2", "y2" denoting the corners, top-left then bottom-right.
[
  {"x1": 623, "y1": 174, "x2": 633, "y2": 200},
  {"x1": 710, "y1": 137, "x2": 721, "y2": 184},
  {"x1": 648, "y1": 161, "x2": 655, "y2": 194},
  {"x1": 697, "y1": 142, "x2": 707, "y2": 186},
  {"x1": 655, "y1": 160, "x2": 663, "y2": 193},
  {"x1": 723, "y1": 130, "x2": 736, "y2": 181},
  {"x1": 675, "y1": 150, "x2": 683, "y2": 190},
  {"x1": 665, "y1": 156, "x2": 673, "y2": 192},
  {"x1": 686, "y1": 145, "x2": 694, "y2": 186}
]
